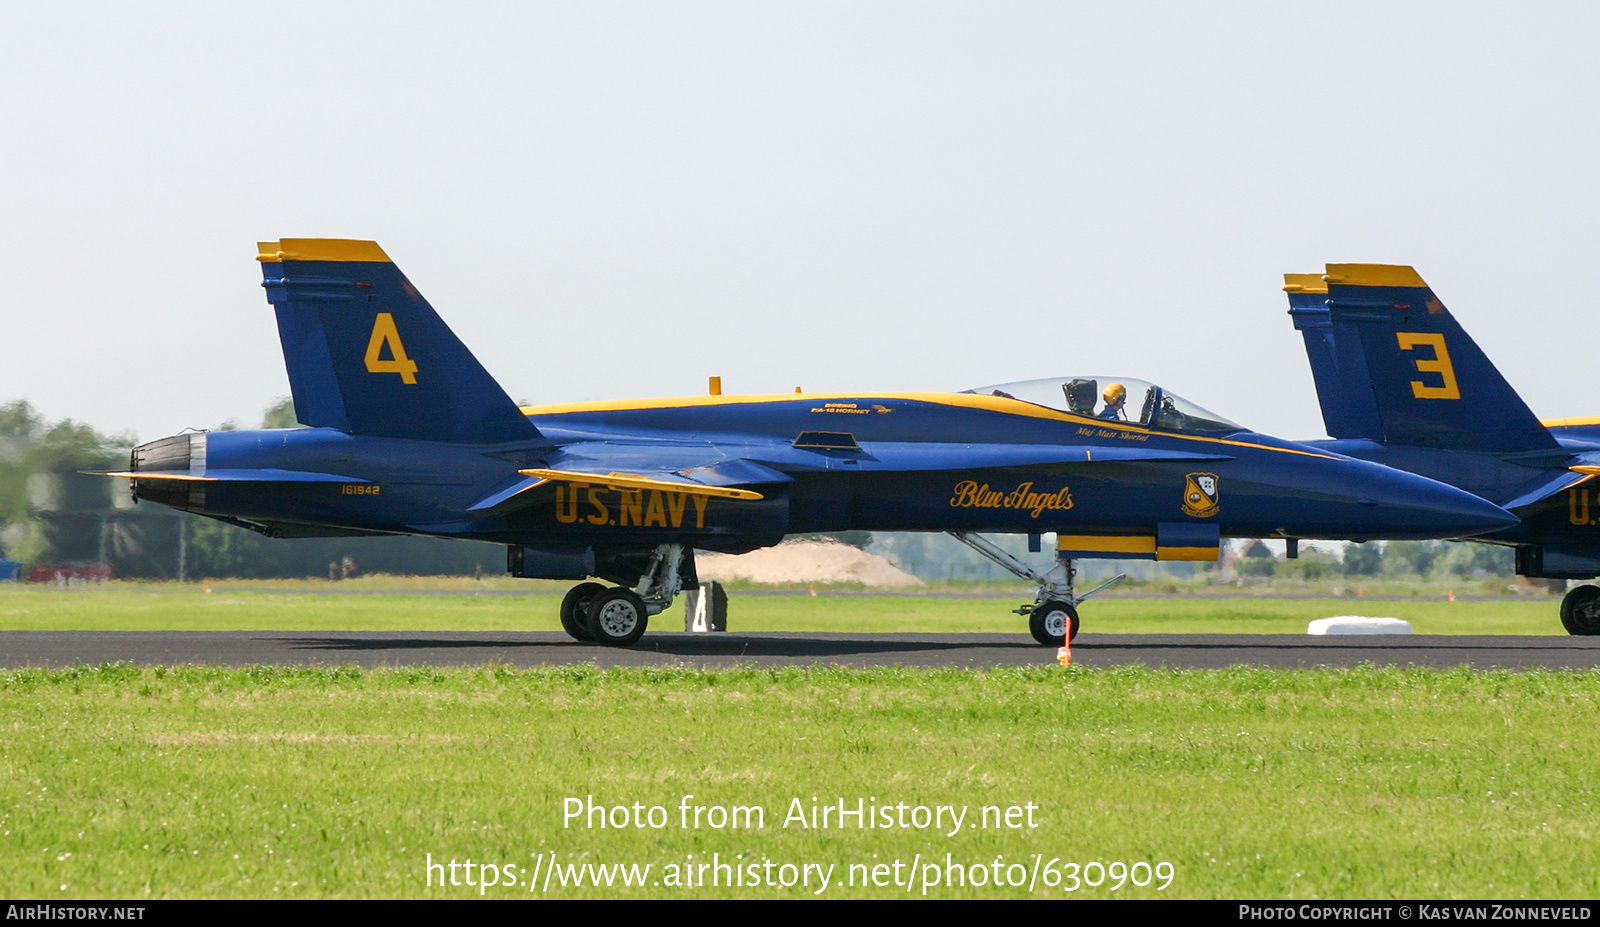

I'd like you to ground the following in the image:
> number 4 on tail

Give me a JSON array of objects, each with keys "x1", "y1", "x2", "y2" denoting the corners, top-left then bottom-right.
[{"x1": 365, "y1": 312, "x2": 419, "y2": 384}]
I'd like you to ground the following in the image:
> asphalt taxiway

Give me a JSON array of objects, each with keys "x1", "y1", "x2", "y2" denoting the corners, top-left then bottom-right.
[{"x1": 2, "y1": 631, "x2": 1597, "y2": 671}]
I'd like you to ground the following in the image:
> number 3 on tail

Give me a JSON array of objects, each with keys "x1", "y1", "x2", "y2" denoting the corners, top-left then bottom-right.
[{"x1": 1396, "y1": 332, "x2": 1460, "y2": 400}]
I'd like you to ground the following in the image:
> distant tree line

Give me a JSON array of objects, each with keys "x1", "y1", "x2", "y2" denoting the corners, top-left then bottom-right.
[
  {"x1": 1231, "y1": 540, "x2": 1513, "y2": 581},
  {"x1": 0, "y1": 399, "x2": 501, "y2": 580},
  {"x1": 0, "y1": 397, "x2": 1522, "y2": 582},
  {"x1": 871, "y1": 533, "x2": 1516, "y2": 584}
]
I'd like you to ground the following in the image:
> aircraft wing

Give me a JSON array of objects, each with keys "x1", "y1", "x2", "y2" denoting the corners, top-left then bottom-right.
[
  {"x1": 1499, "y1": 469, "x2": 1594, "y2": 511},
  {"x1": 1496, "y1": 450, "x2": 1600, "y2": 510},
  {"x1": 464, "y1": 452, "x2": 793, "y2": 516}
]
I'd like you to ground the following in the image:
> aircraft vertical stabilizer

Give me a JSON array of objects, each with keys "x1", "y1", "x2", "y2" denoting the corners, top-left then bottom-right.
[
  {"x1": 258, "y1": 239, "x2": 541, "y2": 445},
  {"x1": 1308, "y1": 264, "x2": 1556, "y2": 453},
  {"x1": 1284, "y1": 273, "x2": 1382, "y2": 440}
]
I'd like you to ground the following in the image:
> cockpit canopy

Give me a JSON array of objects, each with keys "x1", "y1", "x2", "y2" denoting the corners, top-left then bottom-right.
[{"x1": 963, "y1": 376, "x2": 1243, "y2": 434}]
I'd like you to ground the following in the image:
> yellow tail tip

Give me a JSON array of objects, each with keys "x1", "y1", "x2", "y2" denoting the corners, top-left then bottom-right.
[
  {"x1": 1322, "y1": 263, "x2": 1429, "y2": 288},
  {"x1": 256, "y1": 239, "x2": 392, "y2": 263}
]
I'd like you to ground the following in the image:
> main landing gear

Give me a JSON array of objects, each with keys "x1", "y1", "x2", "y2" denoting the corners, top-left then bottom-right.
[
  {"x1": 1560, "y1": 584, "x2": 1600, "y2": 636},
  {"x1": 558, "y1": 544, "x2": 688, "y2": 647},
  {"x1": 947, "y1": 532, "x2": 1126, "y2": 646}
]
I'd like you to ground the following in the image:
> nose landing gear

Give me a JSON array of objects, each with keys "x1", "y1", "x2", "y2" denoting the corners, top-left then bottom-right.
[
  {"x1": 947, "y1": 532, "x2": 1123, "y2": 646},
  {"x1": 1029, "y1": 600, "x2": 1081, "y2": 647}
]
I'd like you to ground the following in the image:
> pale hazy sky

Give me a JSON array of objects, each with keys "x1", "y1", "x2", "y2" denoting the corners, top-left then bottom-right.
[{"x1": 3, "y1": 2, "x2": 1596, "y2": 443}]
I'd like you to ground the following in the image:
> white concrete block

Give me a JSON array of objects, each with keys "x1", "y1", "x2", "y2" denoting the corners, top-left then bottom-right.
[{"x1": 1307, "y1": 616, "x2": 1413, "y2": 635}]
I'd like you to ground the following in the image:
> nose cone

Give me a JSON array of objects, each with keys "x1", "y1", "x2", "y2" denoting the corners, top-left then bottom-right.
[
  {"x1": 1248, "y1": 445, "x2": 1520, "y2": 541},
  {"x1": 1339, "y1": 461, "x2": 1519, "y2": 540}
]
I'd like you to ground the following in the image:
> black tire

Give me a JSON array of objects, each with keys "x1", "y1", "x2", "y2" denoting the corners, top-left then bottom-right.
[
  {"x1": 586, "y1": 588, "x2": 650, "y2": 647},
  {"x1": 560, "y1": 582, "x2": 605, "y2": 642},
  {"x1": 1560, "y1": 584, "x2": 1600, "y2": 636},
  {"x1": 1029, "y1": 600, "x2": 1079, "y2": 646}
]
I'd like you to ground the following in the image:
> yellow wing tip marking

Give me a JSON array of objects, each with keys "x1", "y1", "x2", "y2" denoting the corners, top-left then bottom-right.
[
  {"x1": 1322, "y1": 263, "x2": 1429, "y2": 289},
  {"x1": 1282, "y1": 273, "x2": 1328, "y2": 294},
  {"x1": 1570, "y1": 465, "x2": 1600, "y2": 477},
  {"x1": 256, "y1": 239, "x2": 392, "y2": 263},
  {"x1": 518, "y1": 468, "x2": 763, "y2": 501}
]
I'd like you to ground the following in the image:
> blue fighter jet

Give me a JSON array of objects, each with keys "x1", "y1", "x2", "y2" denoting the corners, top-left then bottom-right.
[
  {"x1": 1286, "y1": 264, "x2": 1600, "y2": 635},
  {"x1": 104, "y1": 240, "x2": 1516, "y2": 647}
]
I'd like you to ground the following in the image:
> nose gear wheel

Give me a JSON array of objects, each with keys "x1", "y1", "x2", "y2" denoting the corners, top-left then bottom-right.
[{"x1": 1030, "y1": 600, "x2": 1080, "y2": 646}]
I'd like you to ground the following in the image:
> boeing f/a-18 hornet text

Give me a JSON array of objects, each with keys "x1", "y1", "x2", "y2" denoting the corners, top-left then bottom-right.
[
  {"x1": 101, "y1": 240, "x2": 1516, "y2": 647},
  {"x1": 1287, "y1": 263, "x2": 1600, "y2": 635}
]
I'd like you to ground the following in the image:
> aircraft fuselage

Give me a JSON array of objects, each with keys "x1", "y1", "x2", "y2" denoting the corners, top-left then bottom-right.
[{"x1": 131, "y1": 391, "x2": 1516, "y2": 561}]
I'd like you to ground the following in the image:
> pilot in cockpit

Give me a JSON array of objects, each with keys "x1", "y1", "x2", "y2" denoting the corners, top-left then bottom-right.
[{"x1": 1099, "y1": 382, "x2": 1128, "y2": 420}]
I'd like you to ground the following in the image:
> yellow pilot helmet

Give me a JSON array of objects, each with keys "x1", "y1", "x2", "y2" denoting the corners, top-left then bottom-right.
[{"x1": 1104, "y1": 383, "x2": 1126, "y2": 404}]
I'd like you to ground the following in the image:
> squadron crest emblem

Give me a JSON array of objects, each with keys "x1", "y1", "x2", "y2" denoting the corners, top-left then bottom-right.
[{"x1": 1183, "y1": 472, "x2": 1220, "y2": 518}]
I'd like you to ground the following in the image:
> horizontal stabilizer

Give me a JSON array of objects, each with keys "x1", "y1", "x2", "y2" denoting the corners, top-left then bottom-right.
[
  {"x1": 95, "y1": 469, "x2": 371, "y2": 483},
  {"x1": 465, "y1": 475, "x2": 551, "y2": 515}
]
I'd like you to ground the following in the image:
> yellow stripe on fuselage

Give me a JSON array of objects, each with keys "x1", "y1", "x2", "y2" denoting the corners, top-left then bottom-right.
[
  {"x1": 1054, "y1": 535, "x2": 1217, "y2": 561},
  {"x1": 1057, "y1": 535, "x2": 1157, "y2": 554},
  {"x1": 257, "y1": 239, "x2": 393, "y2": 263},
  {"x1": 519, "y1": 392, "x2": 1338, "y2": 460}
]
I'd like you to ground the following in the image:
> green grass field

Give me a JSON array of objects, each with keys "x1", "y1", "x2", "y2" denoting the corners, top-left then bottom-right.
[
  {"x1": 2, "y1": 663, "x2": 1596, "y2": 899},
  {"x1": 1, "y1": 582, "x2": 1589, "y2": 899},
  {"x1": 0, "y1": 580, "x2": 1574, "y2": 635}
]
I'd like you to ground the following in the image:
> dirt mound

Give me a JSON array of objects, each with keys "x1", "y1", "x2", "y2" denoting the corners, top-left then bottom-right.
[{"x1": 697, "y1": 540, "x2": 924, "y2": 588}]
